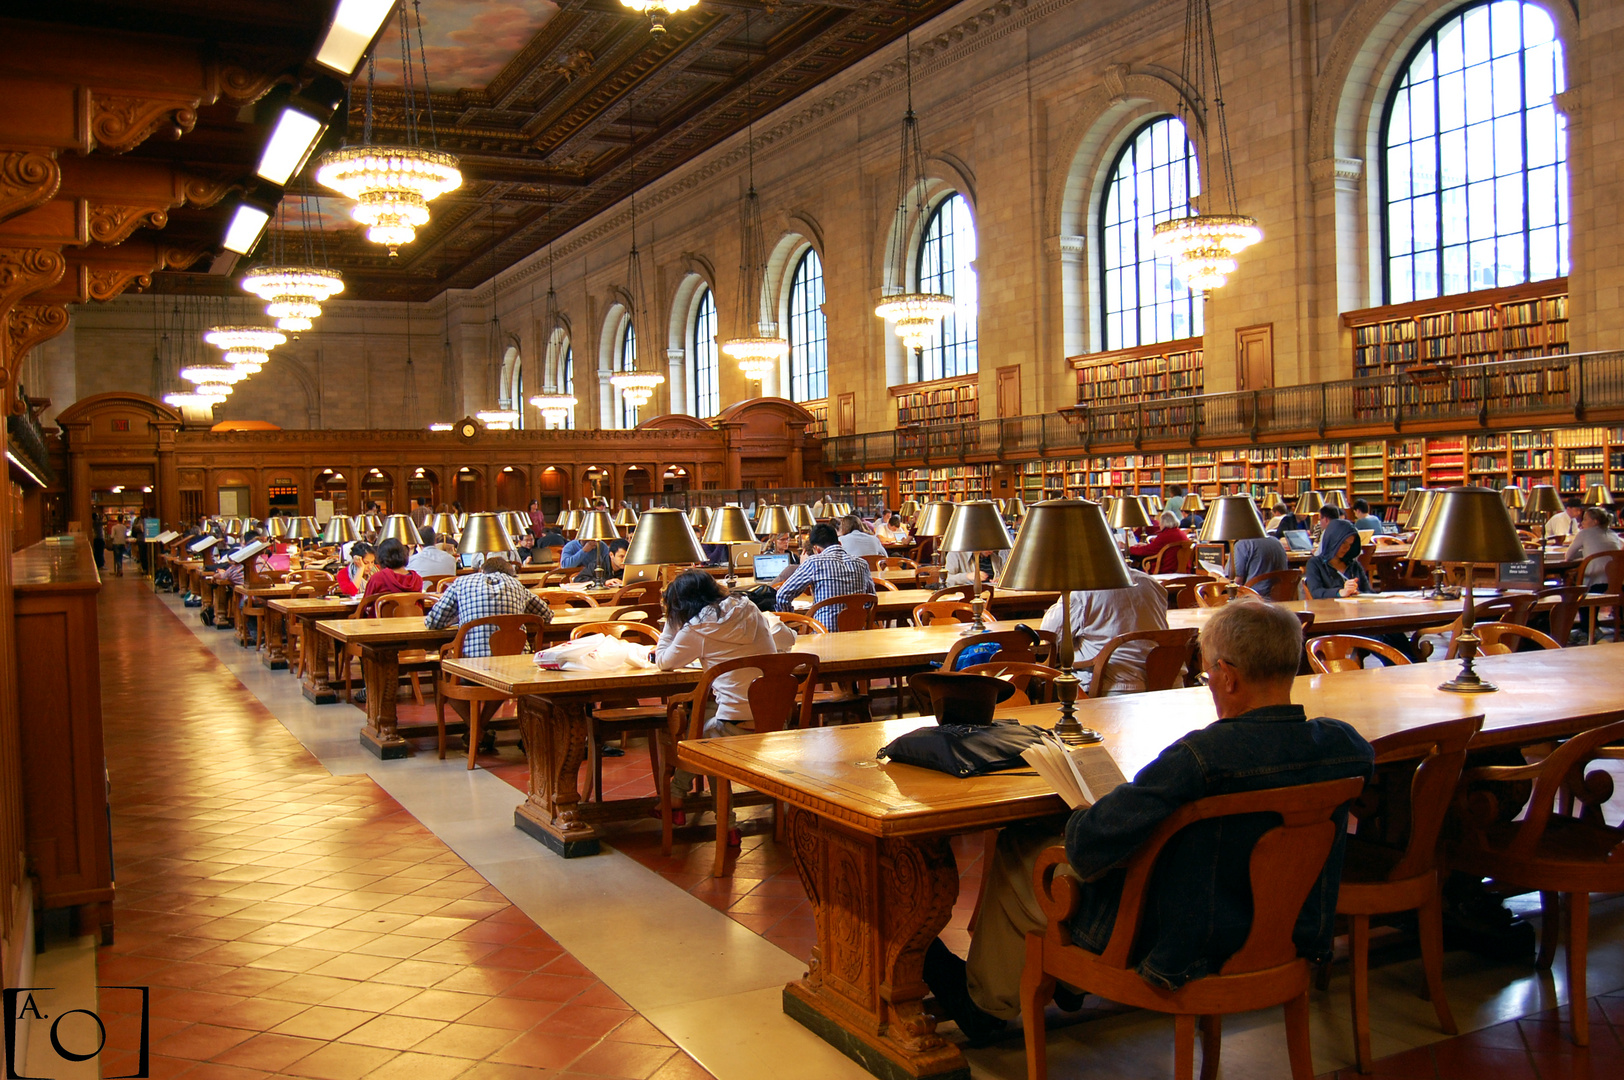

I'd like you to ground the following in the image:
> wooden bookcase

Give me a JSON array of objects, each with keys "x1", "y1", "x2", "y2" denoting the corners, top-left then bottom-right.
[
  {"x1": 803, "y1": 398, "x2": 829, "y2": 439},
  {"x1": 891, "y1": 374, "x2": 979, "y2": 427},
  {"x1": 1068, "y1": 336, "x2": 1205, "y2": 408}
]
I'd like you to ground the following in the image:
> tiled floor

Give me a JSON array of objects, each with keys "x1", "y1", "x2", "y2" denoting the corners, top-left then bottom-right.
[{"x1": 95, "y1": 578, "x2": 716, "y2": 1080}]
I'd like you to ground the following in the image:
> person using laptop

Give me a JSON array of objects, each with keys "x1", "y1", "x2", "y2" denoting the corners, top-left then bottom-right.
[
  {"x1": 1303, "y1": 519, "x2": 1369, "y2": 600},
  {"x1": 1546, "y1": 496, "x2": 1584, "y2": 542},
  {"x1": 1350, "y1": 499, "x2": 1385, "y2": 536},
  {"x1": 1225, "y1": 535, "x2": 1289, "y2": 597},
  {"x1": 406, "y1": 528, "x2": 458, "y2": 578},
  {"x1": 775, "y1": 524, "x2": 875, "y2": 613}
]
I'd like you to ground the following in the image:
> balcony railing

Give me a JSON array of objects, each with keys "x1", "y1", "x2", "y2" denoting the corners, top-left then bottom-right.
[{"x1": 823, "y1": 351, "x2": 1624, "y2": 469}]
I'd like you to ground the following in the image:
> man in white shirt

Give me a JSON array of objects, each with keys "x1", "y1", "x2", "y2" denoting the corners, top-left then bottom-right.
[
  {"x1": 837, "y1": 516, "x2": 887, "y2": 559},
  {"x1": 406, "y1": 528, "x2": 459, "y2": 577},
  {"x1": 1546, "y1": 497, "x2": 1583, "y2": 541},
  {"x1": 1038, "y1": 568, "x2": 1172, "y2": 694}
]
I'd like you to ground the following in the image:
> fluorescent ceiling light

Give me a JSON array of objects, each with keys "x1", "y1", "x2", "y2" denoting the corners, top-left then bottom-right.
[
  {"x1": 223, "y1": 204, "x2": 271, "y2": 255},
  {"x1": 7, "y1": 451, "x2": 45, "y2": 488},
  {"x1": 315, "y1": 0, "x2": 396, "y2": 76},
  {"x1": 257, "y1": 107, "x2": 325, "y2": 185}
]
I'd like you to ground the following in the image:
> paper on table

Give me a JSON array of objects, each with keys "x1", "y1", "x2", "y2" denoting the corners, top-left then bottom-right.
[{"x1": 1021, "y1": 733, "x2": 1128, "y2": 810}]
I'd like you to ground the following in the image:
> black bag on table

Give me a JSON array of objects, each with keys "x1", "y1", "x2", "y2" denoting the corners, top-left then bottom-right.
[{"x1": 878, "y1": 721, "x2": 1047, "y2": 778}]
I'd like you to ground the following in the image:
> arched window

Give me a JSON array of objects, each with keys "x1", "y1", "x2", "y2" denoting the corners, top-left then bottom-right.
[
  {"x1": 560, "y1": 341, "x2": 575, "y2": 430},
  {"x1": 788, "y1": 249, "x2": 828, "y2": 402},
  {"x1": 1383, "y1": 0, "x2": 1567, "y2": 303},
  {"x1": 619, "y1": 319, "x2": 638, "y2": 430},
  {"x1": 1099, "y1": 117, "x2": 1202, "y2": 351},
  {"x1": 915, "y1": 193, "x2": 978, "y2": 381},
  {"x1": 508, "y1": 349, "x2": 524, "y2": 430},
  {"x1": 690, "y1": 287, "x2": 719, "y2": 418}
]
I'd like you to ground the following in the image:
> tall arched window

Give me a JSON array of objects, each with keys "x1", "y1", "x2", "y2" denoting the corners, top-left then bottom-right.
[
  {"x1": 690, "y1": 287, "x2": 719, "y2": 418},
  {"x1": 552, "y1": 335, "x2": 575, "y2": 430},
  {"x1": 1383, "y1": 0, "x2": 1567, "y2": 303},
  {"x1": 619, "y1": 319, "x2": 639, "y2": 430},
  {"x1": 508, "y1": 350, "x2": 524, "y2": 430},
  {"x1": 915, "y1": 193, "x2": 978, "y2": 381},
  {"x1": 1099, "y1": 117, "x2": 1202, "y2": 351},
  {"x1": 788, "y1": 249, "x2": 827, "y2": 402}
]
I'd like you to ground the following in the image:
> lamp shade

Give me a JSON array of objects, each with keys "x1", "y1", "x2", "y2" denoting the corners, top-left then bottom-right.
[
  {"x1": 625, "y1": 509, "x2": 707, "y2": 566},
  {"x1": 377, "y1": 514, "x2": 424, "y2": 547},
  {"x1": 1135, "y1": 495, "x2": 1158, "y2": 520},
  {"x1": 1144, "y1": 494, "x2": 1164, "y2": 514},
  {"x1": 614, "y1": 506, "x2": 640, "y2": 528},
  {"x1": 561, "y1": 509, "x2": 584, "y2": 533},
  {"x1": 687, "y1": 505, "x2": 714, "y2": 532},
  {"x1": 1001, "y1": 500, "x2": 1132, "y2": 593},
  {"x1": 1261, "y1": 491, "x2": 1286, "y2": 512},
  {"x1": 1197, "y1": 496, "x2": 1267, "y2": 542},
  {"x1": 1005, "y1": 498, "x2": 1027, "y2": 519},
  {"x1": 1295, "y1": 490, "x2": 1325, "y2": 515},
  {"x1": 1584, "y1": 484, "x2": 1615, "y2": 507},
  {"x1": 458, "y1": 513, "x2": 516, "y2": 555},
  {"x1": 1500, "y1": 486, "x2": 1527, "y2": 512},
  {"x1": 914, "y1": 501, "x2": 956, "y2": 538},
  {"x1": 265, "y1": 517, "x2": 289, "y2": 539},
  {"x1": 286, "y1": 516, "x2": 321, "y2": 541},
  {"x1": 755, "y1": 504, "x2": 795, "y2": 535},
  {"x1": 1322, "y1": 489, "x2": 1349, "y2": 510},
  {"x1": 576, "y1": 509, "x2": 621, "y2": 543},
  {"x1": 321, "y1": 516, "x2": 358, "y2": 544},
  {"x1": 1525, "y1": 484, "x2": 1563, "y2": 519},
  {"x1": 356, "y1": 514, "x2": 384, "y2": 534},
  {"x1": 789, "y1": 504, "x2": 816, "y2": 530},
  {"x1": 501, "y1": 511, "x2": 530, "y2": 540},
  {"x1": 1406, "y1": 489, "x2": 1441, "y2": 533},
  {"x1": 428, "y1": 512, "x2": 459, "y2": 538},
  {"x1": 940, "y1": 500, "x2": 1013, "y2": 553},
  {"x1": 898, "y1": 500, "x2": 920, "y2": 519},
  {"x1": 1409, "y1": 486, "x2": 1525, "y2": 565},
  {"x1": 702, "y1": 505, "x2": 758, "y2": 546},
  {"x1": 1107, "y1": 495, "x2": 1151, "y2": 531},
  {"x1": 1181, "y1": 492, "x2": 1206, "y2": 514}
]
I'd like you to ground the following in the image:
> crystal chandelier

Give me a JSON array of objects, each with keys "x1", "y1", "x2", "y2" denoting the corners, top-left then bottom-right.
[
  {"x1": 720, "y1": 11, "x2": 788, "y2": 386},
  {"x1": 529, "y1": 244, "x2": 578, "y2": 428},
  {"x1": 875, "y1": 11, "x2": 954, "y2": 357},
  {"x1": 620, "y1": 0, "x2": 700, "y2": 34},
  {"x1": 315, "y1": 0, "x2": 462, "y2": 256},
  {"x1": 241, "y1": 187, "x2": 345, "y2": 331},
  {"x1": 1150, "y1": 0, "x2": 1262, "y2": 292},
  {"x1": 204, "y1": 325, "x2": 287, "y2": 371},
  {"x1": 179, "y1": 365, "x2": 246, "y2": 386},
  {"x1": 164, "y1": 391, "x2": 227, "y2": 410},
  {"x1": 608, "y1": 117, "x2": 665, "y2": 415},
  {"x1": 476, "y1": 410, "x2": 519, "y2": 430}
]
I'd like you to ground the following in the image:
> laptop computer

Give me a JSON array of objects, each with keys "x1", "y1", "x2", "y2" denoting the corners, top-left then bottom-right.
[
  {"x1": 753, "y1": 553, "x2": 791, "y2": 581},
  {"x1": 1282, "y1": 530, "x2": 1314, "y2": 553},
  {"x1": 621, "y1": 564, "x2": 663, "y2": 585}
]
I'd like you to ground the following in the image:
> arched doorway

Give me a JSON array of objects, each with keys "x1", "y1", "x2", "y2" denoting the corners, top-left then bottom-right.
[
  {"x1": 537, "y1": 466, "x2": 569, "y2": 517},
  {"x1": 361, "y1": 468, "x2": 393, "y2": 513},
  {"x1": 622, "y1": 465, "x2": 653, "y2": 503},
  {"x1": 409, "y1": 468, "x2": 440, "y2": 514},
  {"x1": 662, "y1": 465, "x2": 691, "y2": 494},
  {"x1": 496, "y1": 466, "x2": 529, "y2": 510},
  {"x1": 455, "y1": 467, "x2": 483, "y2": 511},
  {"x1": 314, "y1": 469, "x2": 348, "y2": 517}
]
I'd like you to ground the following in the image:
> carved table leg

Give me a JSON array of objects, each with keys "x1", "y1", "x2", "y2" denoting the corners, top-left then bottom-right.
[
  {"x1": 513, "y1": 695, "x2": 599, "y2": 857},
  {"x1": 262, "y1": 606, "x2": 288, "y2": 669},
  {"x1": 301, "y1": 616, "x2": 338, "y2": 704},
  {"x1": 358, "y1": 644, "x2": 407, "y2": 759},
  {"x1": 781, "y1": 805, "x2": 968, "y2": 1080}
]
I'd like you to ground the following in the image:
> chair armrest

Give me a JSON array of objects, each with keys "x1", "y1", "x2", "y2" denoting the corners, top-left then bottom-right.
[
  {"x1": 1460, "y1": 763, "x2": 1548, "y2": 785},
  {"x1": 1032, "y1": 846, "x2": 1081, "y2": 924}
]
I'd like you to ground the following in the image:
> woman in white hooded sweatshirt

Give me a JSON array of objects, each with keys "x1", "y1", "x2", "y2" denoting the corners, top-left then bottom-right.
[{"x1": 656, "y1": 569, "x2": 796, "y2": 842}]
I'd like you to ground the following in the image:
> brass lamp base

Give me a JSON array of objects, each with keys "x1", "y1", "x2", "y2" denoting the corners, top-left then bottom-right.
[
  {"x1": 1051, "y1": 670, "x2": 1102, "y2": 746},
  {"x1": 960, "y1": 595, "x2": 989, "y2": 635},
  {"x1": 1438, "y1": 626, "x2": 1498, "y2": 693}
]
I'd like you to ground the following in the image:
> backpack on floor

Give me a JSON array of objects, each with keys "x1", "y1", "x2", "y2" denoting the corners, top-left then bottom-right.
[{"x1": 200, "y1": 606, "x2": 214, "y2": 626}]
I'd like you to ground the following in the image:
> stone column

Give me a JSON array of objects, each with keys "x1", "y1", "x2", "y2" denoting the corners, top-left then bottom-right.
[{"x1": 1307, "y1": 156, "x2": 1364, "y2": 384}]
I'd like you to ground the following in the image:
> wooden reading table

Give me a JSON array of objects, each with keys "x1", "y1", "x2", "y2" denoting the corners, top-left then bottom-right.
[
  {"x1": 678, "y1": 643, "x2": 1624, "y2": 1080},
  {"x1": 270, "y1": 596, "x2": 354, "y2": 703}
]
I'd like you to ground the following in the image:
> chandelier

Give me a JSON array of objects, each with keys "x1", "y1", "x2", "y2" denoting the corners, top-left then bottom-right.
[
  {"x1": 529, "y1": 243, "x2": 578, "y2": 428},
  {"x1": 1150, "y1": 0, "x2": 1261, "y2": 292},
  {"x1": 875, "y1": 11, "x2": 954, "y2": 357},
  {"x1": 608, "y1": 115, "x2": 665, "y2": 415},
  {"x1": 204, "y1": 325, "x2": 287, "y2": 371},
  {"x1": 241, "y1": 186, "x2": 345, "y2": 331},
  {"x1": 179, "y1": 365, "x2": 246, "y2": 386},
  {"x1": 720, "y1": 11, "x2": 788, "y2": 385},
  {"x1": 476, "y1": 410, "x2": 519, "y2": 430},
  {"x1": 316, "y1": 0, "x2": 462, "y2": 255},
  {"x1": 620, "y1": 0, "x2": 699, "y2": 34}
]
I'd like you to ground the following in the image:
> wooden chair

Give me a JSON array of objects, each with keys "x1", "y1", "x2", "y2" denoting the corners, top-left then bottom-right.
[
  {"x1": 541, "y1": 568, "x2": 576, "y2": 587},
  {"x1": 1246, "y1": 568, "x2": 1303, "y2": 601},
  {"x1": 808, "y1": 592, "x2": 878, "y2": 632},
  {"x1": 1476, "y1": 623, "x2": 1561, "y2": 654},
  {"x1": 284, "y1": 569, "x2": 333, "y2": 587},
  {"x1": 1193, "y1": 581, "x2": 1230, "y2": 608},
  {"x1": 943, "y1": 629, "x2": 1051, "y2": 671},
  {"x1": 1164, "y1": 575, "x2": 1216, "y2": 609},
  {"x1": 929, "y1": 583, "x2": 992, "y2": 603},
  {"x1": 774, "y1": 613, "x2": 870, "y2": 725},
  {"x1": 1575, "y1": 550, "x2": 1624, "y2": 642},
  {"x1": 1082, "y1": 627, "x2": 1198, "y2": 697},
  {"x1": 658, "y1": 652, "x2": 820, "y2": 874},
  {"x1": 957, "y1": 661, "x2": 1062, "y2": 708},
  {"x1": 535, "y1": 588, "x2": 599, "y2": 610},
  {"x1": 1449, "y1": 717, "x2": 1624, "y2": 1047},
  {"x1": 1411, "y1": 594, "x2": 1534, "y2": 660},
  {"x1": 614, "y1": 580, "x2": 664, "y2": 608},
  {"x1": 859, "y1": 553, "x2": 883, "y2": 570},
  {"x1": 285, "y1": 584, "x2": 321, "y2": 677},
  {"x1": 1528, "y1": 584, "x2": 1586, "y2": 644},
  {"x1": 874, "y1": 579, "x2": 899, "y2": 592},
  {"x1": 1021, "y1": 777, "x2": 1368, "y2": 1080},
  {"x1": 881, "y1": 557, "x2": 919, "y2": 571},
  {"x1": 422, "y1": 574, "x2": 456, "y2": 593},
  {"x1": 1305, "y1": 635, "x2": 1412, "y2": 674},
  {"x1": 372, "y1": 592, "x2": 438, "y2": 705},
  {"x1": 433, "y1": 614, "x2": 547, "y2": 768},
  {"x1": 605, "y1": 602, "x2": 663, "y2": 624},
  {"x1": 775, "y1": 611, "x2": 827, "y2": 636},
  {"x1": 568, "y1": 621, "x2": 665, "y2": 802},
  {"x1": 1338, "y1": 716, "x2": 1480, "y2": 1072},
  {"x1": 912, "y1": 601, "x2": 973, "y2": 626},
  {"x1": 1142, "y1": 541, "x2": 1197, "y2": 575}
]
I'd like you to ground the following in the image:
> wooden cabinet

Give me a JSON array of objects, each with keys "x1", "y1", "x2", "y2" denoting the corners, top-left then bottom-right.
[{"x1": 12, "y1": 536, "x2": 112, "y2": 943}]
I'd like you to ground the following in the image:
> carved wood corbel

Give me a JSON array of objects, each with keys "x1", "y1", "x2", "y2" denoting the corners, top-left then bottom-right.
[
  {"x1": 0, "y1": 150, "x2": 61, "y2": 225},
  {"x1": 88, "y1": 91, "x2": 199, "y2": 154}
]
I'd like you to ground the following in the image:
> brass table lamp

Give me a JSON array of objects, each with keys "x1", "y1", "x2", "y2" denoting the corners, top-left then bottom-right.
[
  {"x1": 561, "y1": 509, "x2": 584, "y2": 534},
  {"x1": 1198, "y1": 495, "x2": 1266, "y2": 591},
  {"x1": 377, "y1": 514, "x2": 424, "y2": 547},
  {"x1": 1004, "y1": 497, "x2": 1027, "y2": 521},
  {"x1": 1584, "y1": 484, "x2": 1615, "y2": 507},
  {"x1": 458, "y1": 513, "x2": 518, "y2": 568},
  {"x1": 756, "y1": 504, "x2": 795, "y2": 537},
  {"x1": 1500, "y1": 485, "x2": 1527, "y2": 517},
  {"x1": 940, "y1": 500, "x2": 1012, "y2": 633},
  {"x1": 789, "y1": 504, "x2": 816, "y2": 531},
  {"x1": 1181, "y1": 492, "x2": 1206, "y2": 515},
  {"x1": 285, "y1": 516, "x2": 321, "y2": 543},
  {"x1": 913, "y1": 501, "x2": 956, "y2": 568},
  {"x1": 625, "y1": 508, "x2": 706, "y2": 568},
  {"x1": 429, "y1": 512, "x2": 459, "y2": 539},
  {"x1": 321, "y1": 516, "x2": 358, "y2": 545},
  {"x1": 1294, "y1": 490, "x2": 1325, "y2": 517},
  {"x1": 1525, "y1": 484, "x2": 1562, "y2": 533},
  {"x1": 1323, "y1": 489, "x2": 1349, "y2": 512},
  {"x1": 897, "y1": 499, "x2": 920, "y2": 520},
  {"x1": 1001, "y1": 499, "x2": 1133, "y2": 745},
  {"x1": 575, "y1": 509, "x2": 622, "y2": 589},
  {"x1": 1261, "y1": 491, "x2": 1286, "y2": 513},
  {"x1": 687, "y1": 505, "x2": 713, "y2": 533},
  {"x1": 1108, "y1": 494, "x2": 1151, "y2": 557},
  {"x1": 502, "y1": 511, "x2": 531, "y2": 542},
  {"x1": 614, "y1": 506, "x2": 640, "y2": 529},
  {"x1": 1408, "y1": 486, "x2": 1525, "y2": 693},
  {"x1": 702, "y1": 506, "x2": 758, "y2": 587},
  {"x1": 265, "y1": 517, "x2": 290, "y2": 539}
]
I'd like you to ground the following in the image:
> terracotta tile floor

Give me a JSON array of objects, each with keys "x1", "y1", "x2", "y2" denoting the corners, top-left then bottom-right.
[{"x1": 97, "y1": 579, "x2": 717, "y2": 1080}]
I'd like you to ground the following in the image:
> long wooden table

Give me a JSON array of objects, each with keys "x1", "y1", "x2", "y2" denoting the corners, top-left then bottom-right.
[{"x1": 679, "y1": 643, "x2": 1624, "y2": 1080}]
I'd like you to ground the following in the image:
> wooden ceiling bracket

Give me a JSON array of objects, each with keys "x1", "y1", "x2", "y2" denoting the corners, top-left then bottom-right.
[
  {"x1": 0, "y1": 150, "x2": 62, "y2": 225},
  {"x1": 88, "y1": 91, "x2": 200, "y2": 154}
]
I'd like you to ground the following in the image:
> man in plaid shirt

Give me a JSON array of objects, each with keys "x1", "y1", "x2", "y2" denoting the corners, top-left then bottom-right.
[
  {"x1": 775, "y1": 523, "x2": 876, "y2": 616},
  {"x1": 425, "y1": 557, "x2": 552, "y2": 657}
]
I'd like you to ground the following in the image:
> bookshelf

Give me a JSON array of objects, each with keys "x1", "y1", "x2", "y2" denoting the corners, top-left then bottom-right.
[
  {"x1": 804, "y1": 398, "x2": 828, "y2": 439},
  {"x1": 896, "y1": 464, "x2": 992, "y2": 503},
  {"x1": 1068, "y1": 336, "x2": 1204, "y2": 410},
  {"x1": 891, "y1": 375, "x2": 979, "y2": 427}
]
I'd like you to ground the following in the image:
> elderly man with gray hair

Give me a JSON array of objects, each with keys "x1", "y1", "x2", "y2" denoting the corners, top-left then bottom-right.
[{"x1": 921, "y1": 599, "x2": 1375, "y2": 1044}]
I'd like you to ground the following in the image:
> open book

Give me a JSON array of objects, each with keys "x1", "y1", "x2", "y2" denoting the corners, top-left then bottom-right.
[{"x1": 1021, "y1": 733, "x2": 1128, "y2": 810}]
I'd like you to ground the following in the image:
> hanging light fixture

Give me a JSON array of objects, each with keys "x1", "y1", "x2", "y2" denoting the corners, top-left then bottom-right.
[
  {"x1": 608, "y1": 98, "x2": 665, "y2": 414},
  {"x1": 476, "y1": 410, "x2": 519, "y2": 430},
  {"x1": 874, "y1": 5, "x2": 954, "y2": 357},
  {"x1": 529, "y1": 242, "x2": 578, "y2": 428},
  {"x1": 240, "y1": 185, "x2": 345, "y2": 332},
  {"x1": 620, "y1": 1, "x2": 700, "y2": 35},
  {"x1": 1150, "y1": 0, "x2": 1262, "y2": 292},
  {"x1": 164, "y1": 391, "x2": 227, "y2": 410},
  {"x1": 719, "y1": 11, "x2": 787, "y2": 385},
  {"x1": 179, "y1": 365, "x2": 247, "y2": 386},
  {"x1": 204, "y1": 325, "x2": 287, "y2": 372},
  {"x1": 316, "y1": 0, "x2": 462, "y2": 256},
  {"x1": 474, "y1": 199, "x2": 524, "y2": 431}
]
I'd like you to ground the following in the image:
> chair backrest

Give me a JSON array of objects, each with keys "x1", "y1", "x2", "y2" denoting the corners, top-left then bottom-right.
[
  {"x1": 881, "y1": 557, "x2": 919, "y2": 570},
  {"x1": 912, "y1": 601, "x2": 974, "y2": 626},
  {"x1": 873, "y1": 578, "x2": 900, "y2": 592},
  {"x1": 541, "y1": 569, "x2": 575, "y2": 586},
  {"x1": 1467, "y1": 717, "x2": 1624, "y2": 858},
  {"x1": 808, "y1": 592, "x2": 878, "y2": 632},
  {"x1": 369, "y1": 591, "x2": 435, "y2": 619},
  {"x1": 1245, "y1": 568, "x2": 1303, "y2": 602},
  {"x1": 536, "y1": 588, "x2": 598, "y2": 610},
  {"x1": 1035, "y1": 777, "x2": 1367, "y2": 975},
  {"x1": 776, "y1": 611, "x2": 827, "y2": 636},
  {"x1": 1144, "y1": 541, "x2": 1196, "y2": 575},
  {"x1": 442, "y1": 614, "x2": 548, "y2": 661},
  {"x1": 957, "y1": 661, "x2": 1062, "y2": 708},
  {"x1": 423, "y1": 574, "x2": 456, "y2": 593},
  {"x1": 1365, "y1": 715, "x2": 1483, "y2": 882},
  {"x1": 614, "y1": 580, "x2": 663, "y2": 607},
  {"x1": 675, "y1": 652, "x2": 820, "y2": 739},
  {"x1": 928, "y1": 583, "x2": 992, "y2": 603},
  {"x1": 1476, "y1": 622, "x2": 1562, "y2": 654},
  {"x1": 605, "y1": 602, "x2": 663, "y2": 624},
  {"x1": 1085, "y1": 627, "x2": 1198, "y2": 697},
  {"x1": 570, "y1": 620, "x2": 660, "y2": 645},
  {"x1": 290, "y1": 584, "x2": 320, "y2": 599},
  {"x1": 285, "y1": 569, "x2": 333, "y2": 586},
  {"x1": 1306, "y1": 634, "x2": 1412, "y2": 673},
  {"x1": 1530, "y1": 585, "x2": 1587, "y2": 642},
  {"x1": 1193, "y1": 581, "x2": 1230, "y2": 608},
  {"x1": 1474, "y1": 593, "x2": 1534, "y2": 627},
  {"x1": 1577, "y1": 549, "x2": 1624, "y2": 593},
  {"x1": 943, "y1": 628, "x2": 1049, "y2": 671},
  {"x1": 859, "y1": 554, "x2": 883, "y2": 570}
]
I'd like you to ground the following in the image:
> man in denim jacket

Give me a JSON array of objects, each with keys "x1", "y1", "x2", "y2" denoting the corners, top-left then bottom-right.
[{"x1": 925, "y1": 599, "x2": 1375, "y2": 1043}]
